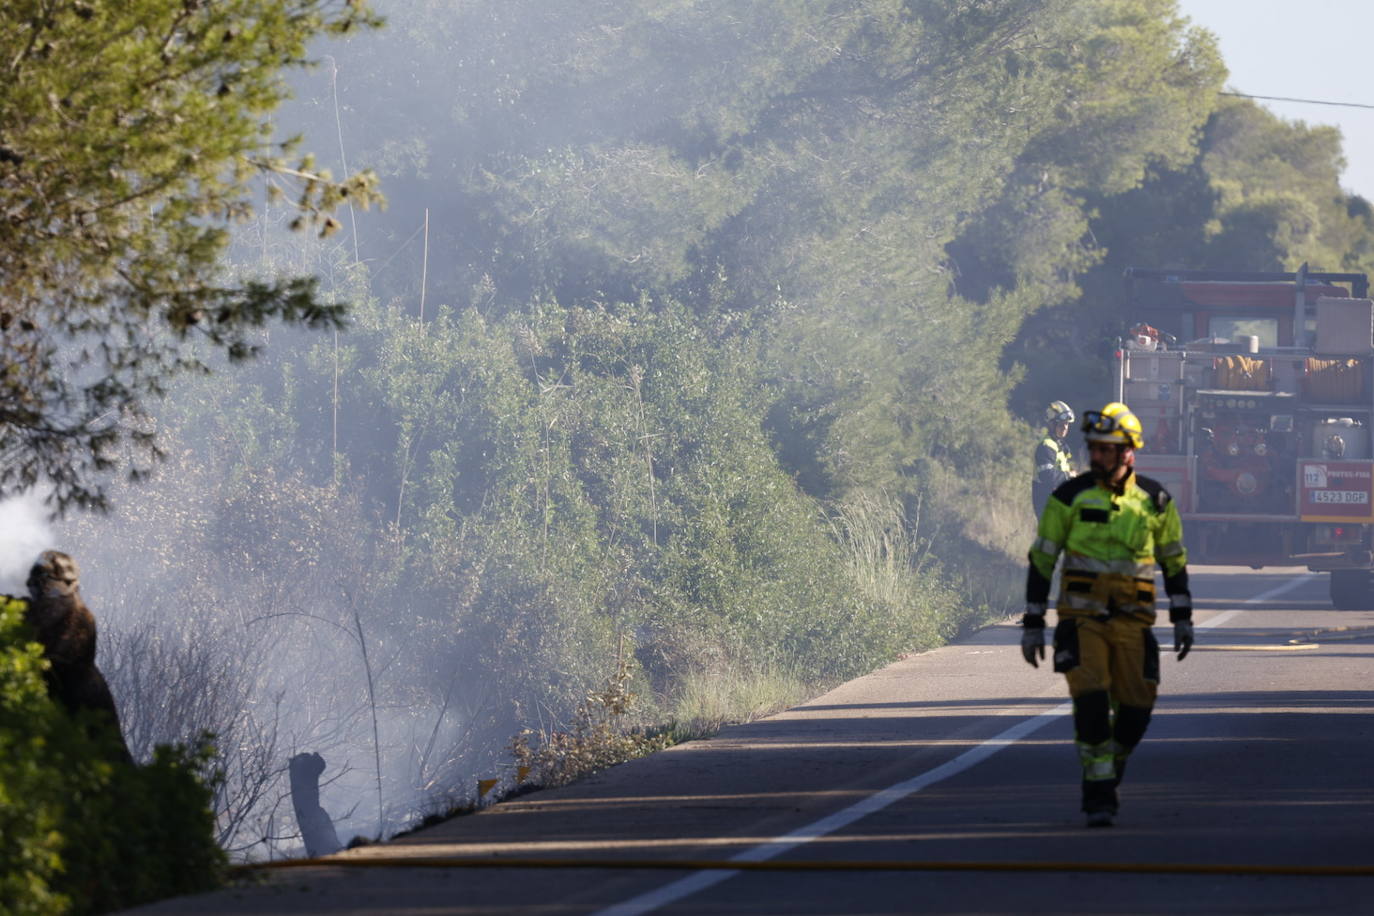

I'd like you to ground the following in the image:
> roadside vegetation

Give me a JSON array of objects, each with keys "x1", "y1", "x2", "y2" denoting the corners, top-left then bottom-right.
[
  {"x1": 0, "y1": 599, "x2": 224, "y2": 915},
  {"x1": 6, "y1": 0, "x2": 1374, "y2": 910}
]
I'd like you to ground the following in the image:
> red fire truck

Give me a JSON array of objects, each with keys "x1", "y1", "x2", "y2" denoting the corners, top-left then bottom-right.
[{"x1": 1119, "y1": 266, "x2": 1374, "y2": 608}]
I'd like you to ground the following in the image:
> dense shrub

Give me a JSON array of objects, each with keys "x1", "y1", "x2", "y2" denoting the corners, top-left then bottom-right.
[{"x1": 0, "y1": 598, "x2": 225, "y2": 915}]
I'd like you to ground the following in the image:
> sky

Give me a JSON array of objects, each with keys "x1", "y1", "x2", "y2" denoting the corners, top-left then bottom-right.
[{"x1": 1177, "y1": 0, "x2": 1374, "y2": 201}]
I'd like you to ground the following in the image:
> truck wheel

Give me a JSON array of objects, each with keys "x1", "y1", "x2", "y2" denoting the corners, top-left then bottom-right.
[{"x1": 1329, "y1": 570, "x2": 1374, "y2": 610}]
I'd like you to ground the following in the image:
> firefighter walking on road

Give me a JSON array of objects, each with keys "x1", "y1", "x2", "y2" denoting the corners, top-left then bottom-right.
[
  {"x1": 1020, "y1": 402, "x2": 1194, "y2": 827},
  {"x1": 1033, "y1": 401, "x2": 1077, "y2": 517}
]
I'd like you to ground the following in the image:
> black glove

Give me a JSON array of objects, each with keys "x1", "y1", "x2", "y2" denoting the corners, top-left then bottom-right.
[
  {"x1": 1021, "y1": 604, "x2": 1046, "y2": 667},
  {"x1": 1169, "y1": 592, "x2": 1193, "y2": 661},
  {"x1": 1173, "y1": 621, "x2": 1194, "y2": 660}
]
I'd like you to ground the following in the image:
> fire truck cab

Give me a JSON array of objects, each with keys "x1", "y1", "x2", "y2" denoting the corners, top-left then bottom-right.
[{"x1": 1120, "y1": 266, "x2": 1374, "y2": 609}]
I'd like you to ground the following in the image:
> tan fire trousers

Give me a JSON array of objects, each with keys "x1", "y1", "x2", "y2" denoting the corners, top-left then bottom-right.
[{"x1": 1056, "y1": 614, "x2": 1160, "y2": 708}]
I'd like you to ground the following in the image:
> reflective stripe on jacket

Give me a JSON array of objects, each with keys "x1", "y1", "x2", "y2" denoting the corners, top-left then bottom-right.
[{"x1": 1036, "y1": 436, "x2": 1074, "y2": 478}]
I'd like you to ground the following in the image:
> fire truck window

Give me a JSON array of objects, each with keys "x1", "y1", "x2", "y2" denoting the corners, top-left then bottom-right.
[{"x1": 1209, "y1": 317, "x2": 1277, "y2": 349}]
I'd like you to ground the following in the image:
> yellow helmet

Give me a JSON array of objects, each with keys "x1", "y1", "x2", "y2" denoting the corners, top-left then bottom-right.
[
  {"x1": 1083, "y1": 401, "x2": 1143, "y2": 449},
  {"x1": 1045, "y1": 400, "x2": 1074, "y2": 425}
]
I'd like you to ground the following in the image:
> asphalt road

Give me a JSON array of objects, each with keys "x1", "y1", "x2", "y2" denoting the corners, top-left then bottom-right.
[{"x1": 128, "y1": 566, "x2": 1374, "y2": 915}]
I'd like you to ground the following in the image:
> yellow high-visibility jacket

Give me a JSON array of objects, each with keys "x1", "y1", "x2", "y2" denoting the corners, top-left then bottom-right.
[
  {"x1": 1032, "y1": 435, "x2": 1075, "y2": 516},
  {"x1": 1027, "y1": 470, "x2": 1191, "y2": 623}
]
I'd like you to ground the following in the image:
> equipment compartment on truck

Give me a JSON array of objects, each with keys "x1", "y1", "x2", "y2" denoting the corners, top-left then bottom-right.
[{"x1": 1120, "y1": 266, "x2": 1374, "y2": 609}]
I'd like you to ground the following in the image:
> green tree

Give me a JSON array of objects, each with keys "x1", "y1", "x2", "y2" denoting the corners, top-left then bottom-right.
[
  {"x1": 1198, "y1": 98, "x2": 1374, "y2": 272},
  {"x1": 0, "y1": 0, "x2": 383, "y2": 511}
]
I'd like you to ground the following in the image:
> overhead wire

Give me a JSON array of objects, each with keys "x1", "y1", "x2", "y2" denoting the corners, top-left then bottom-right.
[{"x1": 1220, "y1": 91, "x2": 1374, "y2": 111}]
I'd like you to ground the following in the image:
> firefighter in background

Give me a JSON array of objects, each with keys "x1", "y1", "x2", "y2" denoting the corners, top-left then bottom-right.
[
  {"x1": 1033, "y1": 401, "x2": 1077, "y2": 516},
  {"x1": 1020, "y1": 402, "x2": 1194, "y2": 827}
]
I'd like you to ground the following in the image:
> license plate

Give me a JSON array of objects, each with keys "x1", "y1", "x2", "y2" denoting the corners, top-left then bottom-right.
[{"x1": 1312, "y1": 490, "x2": 1370, "y2": 504}]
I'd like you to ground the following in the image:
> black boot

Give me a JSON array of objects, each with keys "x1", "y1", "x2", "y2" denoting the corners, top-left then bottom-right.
[{"x1": 1082, "y1": 779, "x2": 1118, "y2": 827}]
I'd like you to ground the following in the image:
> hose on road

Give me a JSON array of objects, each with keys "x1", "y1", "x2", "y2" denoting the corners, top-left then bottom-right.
[
  {"x1": 1290, "y1": 624, "x2": 1374, "y2": 644},
  {"x1": 233, "y1": 855, "x2": 1374, "y2": 879}
]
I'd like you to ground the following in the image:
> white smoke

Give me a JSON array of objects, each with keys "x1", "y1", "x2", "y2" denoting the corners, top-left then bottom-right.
[{"x1": 0, "y1": 491, "x2": 53, "y2": 595}]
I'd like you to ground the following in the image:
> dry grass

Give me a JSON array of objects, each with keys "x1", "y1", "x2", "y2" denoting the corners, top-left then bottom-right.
[
  {"x1": 666, "y1": 664, "x2": 810, "y2": 741},
  {"x1": 826, "y1": 490, "x2": 934, "y2": 609}
]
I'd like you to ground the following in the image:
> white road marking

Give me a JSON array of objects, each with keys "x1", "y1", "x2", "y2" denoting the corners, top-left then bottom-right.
[
  {"x1": 1192, "y1": 572, "x2": 1318, "y2": 630},
  {"x1": 592, "y1": 571, "x2": 1319, "y2": 916}
]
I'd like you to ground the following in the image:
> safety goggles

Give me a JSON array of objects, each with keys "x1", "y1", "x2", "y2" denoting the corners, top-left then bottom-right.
[{"x1": 1082, "y1": 410, "x2": 1123, "y2": 436}]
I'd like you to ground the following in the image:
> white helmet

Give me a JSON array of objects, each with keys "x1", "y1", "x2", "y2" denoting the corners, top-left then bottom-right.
[{"x1": 1045, "y1": 400, "x2": 1074, "y2": 425}]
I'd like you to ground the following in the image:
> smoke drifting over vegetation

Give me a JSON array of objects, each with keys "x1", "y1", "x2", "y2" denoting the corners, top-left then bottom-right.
[
  {"x1": 19, "y1": 0, "x2": 1374, "y2": 864},
  {"x1": 0, "y1": 493, "x2": 51, "y2": 594}
]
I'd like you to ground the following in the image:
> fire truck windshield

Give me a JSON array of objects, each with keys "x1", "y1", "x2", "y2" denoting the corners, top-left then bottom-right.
[{"x1": 1209, "y1": 316, "x2": 1278, "y2": 348}]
